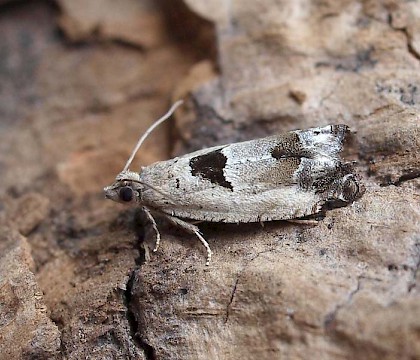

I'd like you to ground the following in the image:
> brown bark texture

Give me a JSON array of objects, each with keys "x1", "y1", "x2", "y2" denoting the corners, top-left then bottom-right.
[{"x1": 0, "y1": 1, "x2": 419, "y2": 359}]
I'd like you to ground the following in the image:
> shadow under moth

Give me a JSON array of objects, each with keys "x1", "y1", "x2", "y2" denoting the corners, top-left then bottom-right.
[{"x1": 104, "y1": 101, "x2": 364, "y2": 265}]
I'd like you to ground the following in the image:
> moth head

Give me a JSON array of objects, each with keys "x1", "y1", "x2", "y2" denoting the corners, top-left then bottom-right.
[
  {"x1": 104, "y1": 100, "x2": 183, "y2": 205},
  {"x1": 104, "y1": 170, "x2": 143, "y2": 205}
]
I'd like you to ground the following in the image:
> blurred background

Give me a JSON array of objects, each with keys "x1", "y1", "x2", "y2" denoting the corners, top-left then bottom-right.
[{"x1": 0, "y1": 0, "x2": 217, "y2": 196}]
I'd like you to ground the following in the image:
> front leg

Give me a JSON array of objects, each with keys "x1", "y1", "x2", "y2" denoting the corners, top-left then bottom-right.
[
  {"x1": 154, "y1": 212, "x2": 213, "y2": 266},
  {"x1": 138, "y1": 206, "x2": 161, "y2": 261},
  {"x1": 287, "y1": 219, "x2": 319, "y2": 226}
]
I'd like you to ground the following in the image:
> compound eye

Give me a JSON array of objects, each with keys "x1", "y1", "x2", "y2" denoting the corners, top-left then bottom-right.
[{"x1": 119, "y1": 186, "x2": 134, "y2": 202}]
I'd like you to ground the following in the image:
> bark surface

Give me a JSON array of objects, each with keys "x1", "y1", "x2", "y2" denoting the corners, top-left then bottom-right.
[{"x1": 0, "y1": 1, "x2": 419, "y2": 359}]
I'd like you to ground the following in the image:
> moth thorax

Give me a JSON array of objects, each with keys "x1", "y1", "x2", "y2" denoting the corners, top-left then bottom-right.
[{"x1": 116, "y1": 170, "x2": 140, "y2": 182}]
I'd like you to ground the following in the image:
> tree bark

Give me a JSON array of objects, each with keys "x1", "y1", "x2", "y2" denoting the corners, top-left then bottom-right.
[{"x1": 0, "y1": 1, "x2": 418, "y2": 359}]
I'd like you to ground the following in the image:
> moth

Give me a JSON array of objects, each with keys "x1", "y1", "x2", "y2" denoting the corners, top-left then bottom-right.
[{"x1": 104, "y1": 101, "x2": 364, "y2": 265}]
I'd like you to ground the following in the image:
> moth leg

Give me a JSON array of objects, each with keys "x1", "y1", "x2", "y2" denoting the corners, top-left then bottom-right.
[
  {"x1": 287, "y1": 219, "x2": 319, "y2": 226},
  {"x1": 163, "y1": 215, "x2": 212, "y2": 266},
  {"x1": 189, "y1": 220, "x2": 204, "y2": 225},
  {"x1": 141, "y1": 206, "x2": 161, "y2": 253}
]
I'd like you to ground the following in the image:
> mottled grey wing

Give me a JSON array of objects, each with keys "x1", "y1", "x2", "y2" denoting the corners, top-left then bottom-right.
[{"x1": 140, "y1": 125, "x2": 361, "y2": 222}]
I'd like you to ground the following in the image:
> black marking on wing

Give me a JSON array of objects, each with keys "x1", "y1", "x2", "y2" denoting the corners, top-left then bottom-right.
[
  {"x1": 330, "y1": 124, "x2": 349, "y2": 139},
  {"x1": 189, "y1": 149, "x2": 233, "y2": 190},
  {"x1": 271, "y1": 132, "x2": 304, "y2": 159},
  {"x1": 271, "y1": 147, "x2": 296, "y2": 159}
]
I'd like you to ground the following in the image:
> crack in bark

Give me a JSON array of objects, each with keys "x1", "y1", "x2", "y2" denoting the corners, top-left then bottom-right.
[
  {"x1": 388, "y1": 14, "x2": 420, "y2": 62},
  {"x1": 224, "y1": 248, "x2": 277, "y2": 324},
  {"x1": 408, "y1": 242, "x2": 420, "y2": 293},
  {"x1": 224, "y1": 277, "x2": 239, "y2": 323},
  {"x1": 122, "y1": 214, "x2": 157, "y2": 360},
  {"x1": 124, "y1": 270, "x2": 156, "y2": 360},
  {"x1": 401, "y1": 28, "x2": 420, "y2": 62},
  {"x1": 391, "y1": 170, "x2": 420, "y2": 186},
  {"x1": 379, "y1": 170, "x2": 420, "y2": 187},
  {"x1": 324, "y1": 276, "x2": 363, "y2": 330},
  {"x1": 365, "y1": 104, "x2": 405, "y2": 118}
]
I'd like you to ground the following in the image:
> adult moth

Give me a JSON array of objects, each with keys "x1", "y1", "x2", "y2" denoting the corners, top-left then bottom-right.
[{"x1": 104, "y1": 101, "x2": 363, "y2": 265}]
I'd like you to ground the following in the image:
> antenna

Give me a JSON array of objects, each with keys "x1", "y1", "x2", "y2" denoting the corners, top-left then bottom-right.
[{"x1": 123, "y1": 100, "x2": 184, "y2": 171}]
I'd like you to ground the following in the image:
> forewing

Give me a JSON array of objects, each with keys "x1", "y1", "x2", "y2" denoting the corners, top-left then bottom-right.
[{"x1": 140, "y1": 125, "x2": 353, "y2": 222}]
